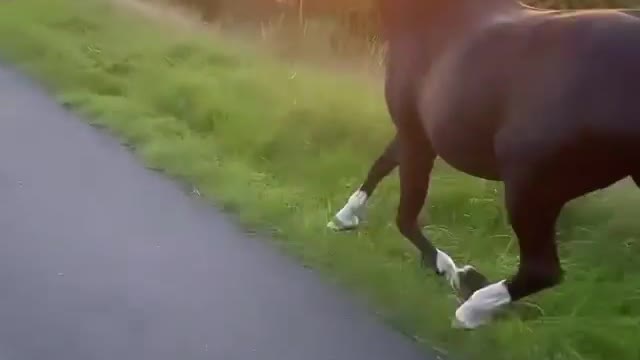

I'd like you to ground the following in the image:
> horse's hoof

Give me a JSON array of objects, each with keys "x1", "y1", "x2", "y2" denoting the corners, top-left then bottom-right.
[
  {"x1": 328, "y1": 190, "x2": 368, "y2": 232},
  {"x1": 452, "y1": 280, "x2": 511, "y2": 329},
  {"x1": 327, "y1": 216, "x2": 360, "y2": 232},
  {"x1": 456, "y1": 265, "x2": 490, "y2": 301}
]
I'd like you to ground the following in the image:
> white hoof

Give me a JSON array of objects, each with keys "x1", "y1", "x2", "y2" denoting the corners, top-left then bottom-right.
[
  {"x1": 328, "y1": 189, "x2": 368, "y2": 231},
  {"x1": 436, "y1": 249, "x2": 460, "y2": 291},
  {"x1": 327, "y1": 215, "x2": 360, "y2": 231},
  {"x1": 453, "y1": 280, "x2": 511, "y2": 329}
]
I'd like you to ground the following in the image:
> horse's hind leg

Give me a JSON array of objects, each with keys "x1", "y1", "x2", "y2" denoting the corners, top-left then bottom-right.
[
  {"x1": 454, "y1": 123, "x2": 626, "y2": 328},
  {"x1": 328, "y1": 135, "x2": 399, "y2": 231},
  {"x1": 454, "y1": 170, "x2": 564, "y2": 329}
]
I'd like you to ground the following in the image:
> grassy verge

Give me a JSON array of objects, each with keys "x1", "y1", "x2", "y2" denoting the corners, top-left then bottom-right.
[{"x1": 1, "y1": 0, "x2": 640, "y2": 358}]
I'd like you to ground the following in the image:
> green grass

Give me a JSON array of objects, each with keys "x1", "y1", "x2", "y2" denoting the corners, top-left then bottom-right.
[{"x1": 1, "y1": 0, "x2": 640, "y2": 358}]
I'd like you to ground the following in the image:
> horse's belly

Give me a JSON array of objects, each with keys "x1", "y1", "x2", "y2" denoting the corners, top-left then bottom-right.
[{"x1": 428, "y1": 120, "x2": 502, "y2": 181}]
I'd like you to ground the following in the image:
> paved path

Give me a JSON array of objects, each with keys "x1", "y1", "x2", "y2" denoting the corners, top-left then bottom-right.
[{"x1": 0, "y1": 66, "x2": 435, "y2": 360}]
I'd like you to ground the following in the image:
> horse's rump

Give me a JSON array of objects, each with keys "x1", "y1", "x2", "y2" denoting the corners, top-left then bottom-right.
[{"x1": 419, "y1": 7, "x2": 640, "y2": 180}]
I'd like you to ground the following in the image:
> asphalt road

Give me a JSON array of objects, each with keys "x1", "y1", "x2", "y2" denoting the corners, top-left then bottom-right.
[{"x1": 0, "y1": 65, "x2": 436, "y2": 360}]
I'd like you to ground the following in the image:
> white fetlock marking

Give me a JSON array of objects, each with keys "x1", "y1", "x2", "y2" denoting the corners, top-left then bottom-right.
[
  {"x1": 347, "y1": 190, "x2": 368, "y2": 212},
  {"x1": 453, "y1": 280, "x2": 511, "y2": 329},
  {"x1": 436, "y1": 249, "x2": 460, "y2": 291},
  {"x1": 327, "y1": 189, "x2": 368, "y2": 230}
]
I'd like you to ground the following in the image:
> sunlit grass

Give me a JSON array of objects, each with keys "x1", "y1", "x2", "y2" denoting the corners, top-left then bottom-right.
[{"x1": 1, "y1": 0, "x2": 639, "y2": 359}]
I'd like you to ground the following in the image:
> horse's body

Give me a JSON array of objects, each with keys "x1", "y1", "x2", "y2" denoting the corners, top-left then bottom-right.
[
  {"x1": 333, "y1": 1, "x2": 640, "y2": 329},
  {"x1": 329, "y1": 5, "x2": 640, "y2": 233},
  {"x1": 423, "y1": 9, "x2": 640, "y2": 181}
]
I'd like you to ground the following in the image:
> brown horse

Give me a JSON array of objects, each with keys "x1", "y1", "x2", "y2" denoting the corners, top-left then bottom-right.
[
  {"x1": 329, "y1": 5, "x2": 640, "y2": 233},
  {"x1": 332, "y1": 1, "x2": 640, "y2": 329}
]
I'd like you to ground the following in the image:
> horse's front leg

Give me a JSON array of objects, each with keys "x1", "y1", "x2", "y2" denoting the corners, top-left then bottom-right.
[
  {"x1": 394, "y1": 125, "x2": 437, "y2": 266},
  {"x1": 394, "y1": 122, "x2": 488, "y2": 297},
  {"x1": 360, "y1": 134, "x2": 400, "y2": 196},
  {"x1": 327, "y1": 136, "x2": 399, "y2": 231}
]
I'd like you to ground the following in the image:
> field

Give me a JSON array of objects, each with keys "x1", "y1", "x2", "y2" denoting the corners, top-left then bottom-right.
[{"x1": 1, "y1": 0, "x2": 639, "y2": 358}]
